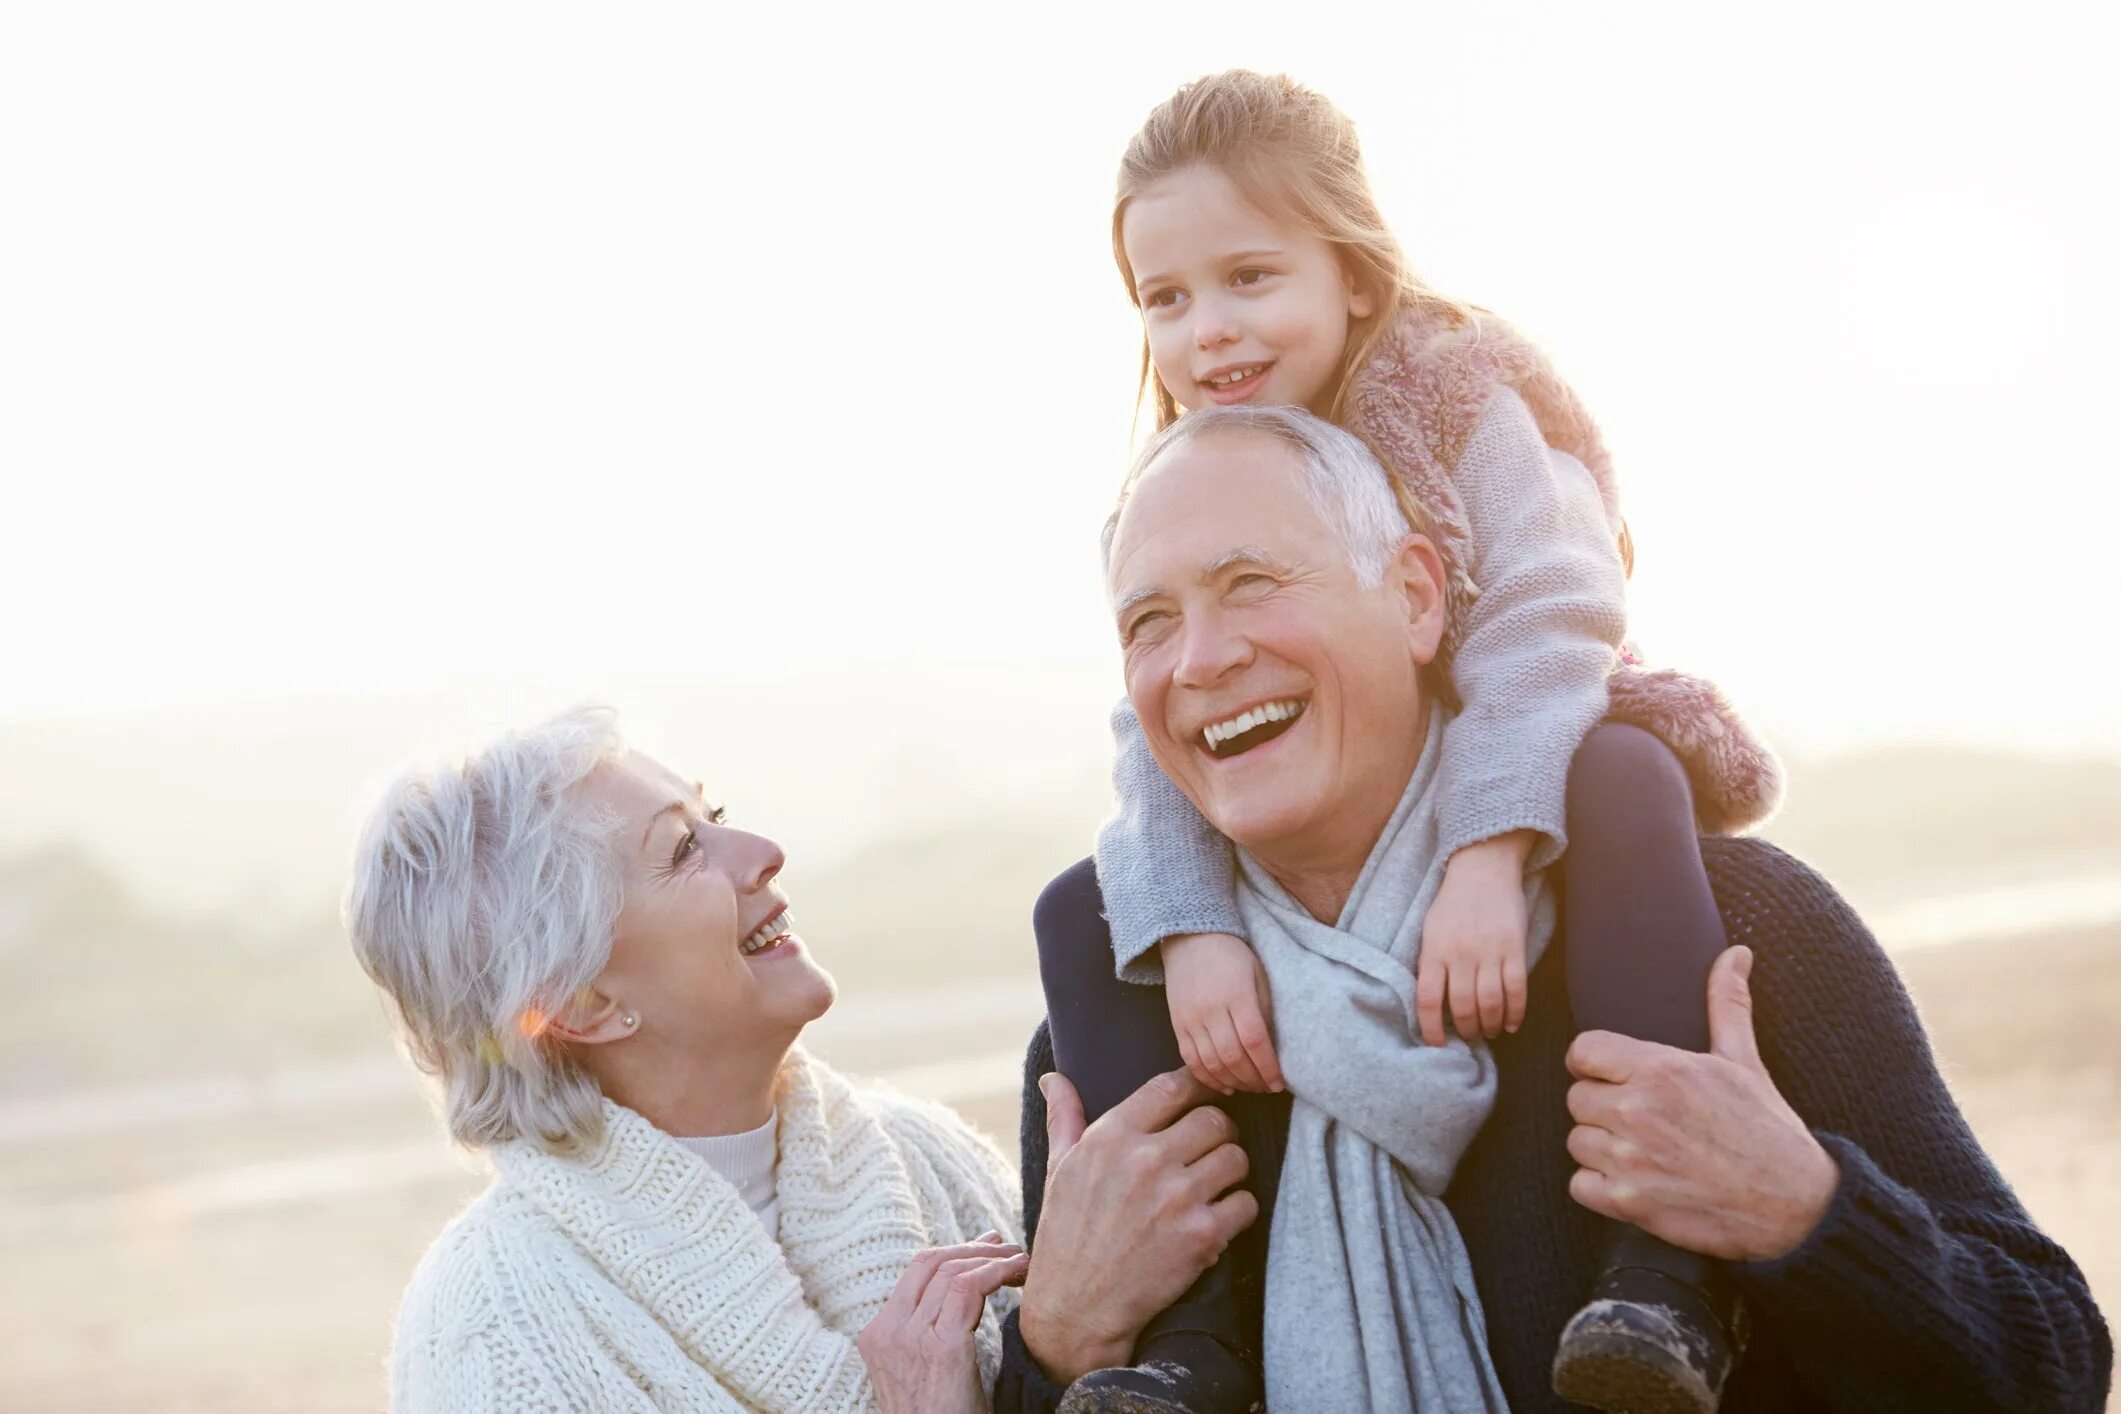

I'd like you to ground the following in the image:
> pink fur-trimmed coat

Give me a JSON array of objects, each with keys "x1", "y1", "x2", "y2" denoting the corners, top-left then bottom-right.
[{"x1": 1347, "y1": 305, "x2": 1784, "y2": 834}]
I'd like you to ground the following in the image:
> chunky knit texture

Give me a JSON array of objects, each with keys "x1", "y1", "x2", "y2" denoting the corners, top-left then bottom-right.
[
  {"x1": 996, "y1": 839, "x2": 2113, "y2": 1412},
  {"x1": 391, "y1": 1048, "x2": 1022, "y2": 1413},
  {"x1": 1096, "y1": 387, "x2": 1624, "y2": 979}
]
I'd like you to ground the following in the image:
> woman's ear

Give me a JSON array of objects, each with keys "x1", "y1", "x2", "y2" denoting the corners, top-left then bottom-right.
[
  {"x1": 543, "y1": 986, "x2": 638, "y2": 1047},
  {"x1": 1391, "y1": 534, "x2": 1449, "y2": 664}
]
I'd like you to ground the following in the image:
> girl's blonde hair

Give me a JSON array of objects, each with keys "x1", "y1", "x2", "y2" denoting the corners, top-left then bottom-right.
[{"x1": 1113, "y1": 70, "x2": 1474, "y2": 433}]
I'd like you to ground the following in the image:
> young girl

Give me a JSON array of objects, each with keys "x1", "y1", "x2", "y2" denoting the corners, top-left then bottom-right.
[{"x1": 1033, "y1": 71, "x2": 1781, "y2": 1413}]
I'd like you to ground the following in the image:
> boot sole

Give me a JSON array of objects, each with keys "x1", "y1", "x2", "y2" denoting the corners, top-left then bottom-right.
[{"x1": 1551, "y1": 1299, "x2": 1721, "y2": 1414}]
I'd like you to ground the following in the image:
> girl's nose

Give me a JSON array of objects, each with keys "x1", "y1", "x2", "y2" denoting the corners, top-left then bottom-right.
[{"x1": 1192, "y1": 296, "x2": 1240, "y2": 351}]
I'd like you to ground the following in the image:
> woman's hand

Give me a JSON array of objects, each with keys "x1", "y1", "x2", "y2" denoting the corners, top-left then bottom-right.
[
  {"x1": 858, "y1": 1233, "x2": 1028, "y2": 1414},
  {"x1": 1162, "y1": 931, "x2": 1283, "y2": 1094},
  {"x1": 1418, "y1": 831, "x2": 1534, "y2": 1046}
]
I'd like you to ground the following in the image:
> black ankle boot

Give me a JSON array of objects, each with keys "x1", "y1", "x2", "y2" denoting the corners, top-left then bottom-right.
[
  {"x1": 1551, "y1": 1226, "x2": 1748, "y2": 1414},
  {"x1": 1056, "y1": 1331, "x2": 1264, "y2": 1414}
]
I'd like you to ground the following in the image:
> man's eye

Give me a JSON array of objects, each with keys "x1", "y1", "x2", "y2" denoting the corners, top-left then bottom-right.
[
  {"x1": 1230, "y1": 572, "x2": 1272, "y2": 590},
  {"x1": 1125, "y1": 610, "x2": 1172, "y2": 639}
]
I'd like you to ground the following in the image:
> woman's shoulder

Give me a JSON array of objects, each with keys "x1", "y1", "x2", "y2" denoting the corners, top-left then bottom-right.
[
  {"x1": 393, "y1": 1178, "x2": 552, "y2": 1342},
  {"x1": 859, "y1": 1074, "x2": 1014, "y2": 1172}
]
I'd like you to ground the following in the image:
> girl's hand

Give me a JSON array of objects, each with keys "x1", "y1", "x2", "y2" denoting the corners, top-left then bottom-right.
[
  {"x1": 1162, "y1": 932, "x2": 1283, "y2": 1095},
  {"x1": 858, "y1": 1234, "x2": 1028, "y2": 1414},
  {"x1": 1418, "y1": 832, "x2": 1534, "y2": 1046}
]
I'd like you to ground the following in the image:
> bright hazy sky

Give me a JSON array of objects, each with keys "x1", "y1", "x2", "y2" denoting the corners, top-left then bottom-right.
[{"x1": 4, "y1": 1, "x2": 2117, "y2": 755}]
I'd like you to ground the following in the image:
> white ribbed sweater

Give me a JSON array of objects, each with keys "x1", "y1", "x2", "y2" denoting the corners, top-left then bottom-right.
[{"x1": 389, "y1": 1048, "x2": 1022, "y2": 1412}]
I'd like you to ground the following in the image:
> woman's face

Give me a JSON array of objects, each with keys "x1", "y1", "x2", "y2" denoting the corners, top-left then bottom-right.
[
  {"x1": 577, "y1": 750, "x2": 835, "y2": 1056},
  {"x1": 1122, "y1": 162, "x2": 1372, "y2": 416}
]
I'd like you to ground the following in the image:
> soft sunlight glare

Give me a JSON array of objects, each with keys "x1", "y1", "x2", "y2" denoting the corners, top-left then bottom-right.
[{"x1": 2, "y1": 2, "x2": 2116, "y2": 757}]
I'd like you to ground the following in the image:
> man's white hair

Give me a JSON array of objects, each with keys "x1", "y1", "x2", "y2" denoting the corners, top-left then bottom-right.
[
  {"x1": 1101, "y1": 404, "x2": 1416, "y2": 587},
  {"x1": 344, "y1": 704, "x2": 626, "y2": 1153}
]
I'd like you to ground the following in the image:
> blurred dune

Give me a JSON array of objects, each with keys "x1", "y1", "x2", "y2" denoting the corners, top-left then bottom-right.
[{"x1": 4, "y1": 735, "x2": 2118, "y2": 1410}]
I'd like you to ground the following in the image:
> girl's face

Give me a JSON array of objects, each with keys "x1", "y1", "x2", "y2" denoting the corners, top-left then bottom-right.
[{"x1": 1122, "y1": 163, "x2": 1373, "y2": 416}]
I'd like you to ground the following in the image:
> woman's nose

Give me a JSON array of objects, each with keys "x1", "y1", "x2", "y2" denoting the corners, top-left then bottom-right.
[{"x1": 728, "y1": 830, "x2": 785, "y2": 895}]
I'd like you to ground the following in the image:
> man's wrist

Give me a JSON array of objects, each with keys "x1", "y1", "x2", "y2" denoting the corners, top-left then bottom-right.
[
  {"x1": 1749, "y1": 1133, "x2": 1842, "y2": 1263},
  {"x1": 1018, "y1": 1293, "x2": 1131, "y2": 1386}
]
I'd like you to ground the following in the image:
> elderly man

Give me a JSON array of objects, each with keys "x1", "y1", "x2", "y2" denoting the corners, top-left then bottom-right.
[{"x1": 992, "y1": 406, "x2": 2110, "y2": 1412}]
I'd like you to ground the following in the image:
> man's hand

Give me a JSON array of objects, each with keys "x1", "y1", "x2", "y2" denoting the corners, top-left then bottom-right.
[
  {"x1": 1418, "y1": 832, "x2": 1532, "y2": 1046},
  {"x1": 1564, "y1": 946, "x2": 1840, "y2": 1262},
  {"x1": 1018, "y1": 1068, "x2": 1259, "y2": 1385},
  {"x1": 1163, "y1": 932, "x2": 1283, "y2": 1094}
]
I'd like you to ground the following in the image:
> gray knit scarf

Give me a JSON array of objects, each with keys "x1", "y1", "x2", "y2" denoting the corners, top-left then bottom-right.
[{"x1": 1236, "y1": 709, "x2": 1555, "y2": 1412}]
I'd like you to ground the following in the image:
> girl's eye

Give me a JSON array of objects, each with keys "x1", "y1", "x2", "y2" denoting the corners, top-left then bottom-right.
[
  {"x1": 1142, "y1": 287, "x2": 1184, "y2": 310},
  {"x1": 1232, "y1": 268, "x2": 1272, "y2": 288}
]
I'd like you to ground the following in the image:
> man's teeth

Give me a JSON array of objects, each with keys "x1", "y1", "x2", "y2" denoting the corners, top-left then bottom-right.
[
  {"x1": 740, "y1": 910, "x2": 792, "y2": 956},
  {"x1": 1202, "y1": 699, "x2": 1305, "y2": 749},
  {"x1": 1209, "y1": 365, "x2": 1265, "y2": 386}
]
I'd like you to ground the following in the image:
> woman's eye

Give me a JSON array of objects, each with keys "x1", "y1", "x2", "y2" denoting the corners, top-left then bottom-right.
[
  {"x1": 1231, "y1": 572, "x2": 1271, "y2": 590},
  {"x1": 672, "y1": 828, "x2": 699, "y2": 868},
  {"x1": 707, "y1": 806, "x2": 727, "y2": 825}
]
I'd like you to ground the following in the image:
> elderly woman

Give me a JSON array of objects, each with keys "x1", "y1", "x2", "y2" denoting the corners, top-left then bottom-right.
[{"x1": 345, "y1": 706, "x2": 1026, "y2": 1413}]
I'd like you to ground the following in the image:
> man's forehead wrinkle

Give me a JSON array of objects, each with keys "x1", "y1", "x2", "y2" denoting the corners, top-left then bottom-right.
[{"x1": 1204, "y1": 546, "x2": 1295, "y2": 578}]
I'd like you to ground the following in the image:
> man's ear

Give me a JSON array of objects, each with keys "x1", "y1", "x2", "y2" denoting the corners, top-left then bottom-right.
[
  {"x1": 542, "y1": 985, "x2": 636, "y2": 1047},
  {"x1": 1390, "y1": 533, "x2": 1449, "y2": 664}
]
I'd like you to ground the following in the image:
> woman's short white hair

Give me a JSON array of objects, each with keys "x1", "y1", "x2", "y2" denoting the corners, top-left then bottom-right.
[
  {"x1": 1101, "y1": 404, "x2": 1416, "y2": 586},
  {"x1": 344, "y1": 704, "x2": 626, "y2": 1153}
]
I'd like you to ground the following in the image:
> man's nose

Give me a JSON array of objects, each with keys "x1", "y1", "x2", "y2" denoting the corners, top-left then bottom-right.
[{"x1": 1172, "y1": 607, "x2": 1252, "y2": 689}]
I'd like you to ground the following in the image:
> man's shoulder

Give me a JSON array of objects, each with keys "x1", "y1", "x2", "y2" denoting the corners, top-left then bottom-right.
[{"x1": 1699, "y1": 835, "x2": 1875, "y2": 953}]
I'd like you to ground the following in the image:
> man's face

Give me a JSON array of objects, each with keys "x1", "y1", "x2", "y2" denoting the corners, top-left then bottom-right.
[{"x1": 1106, "y1": 430, "x2": 1443, "y2": 871}]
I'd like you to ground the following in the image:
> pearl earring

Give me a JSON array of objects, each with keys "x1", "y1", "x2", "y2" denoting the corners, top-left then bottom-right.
[{"x1": 623, "y1": 1014, "x2": 638, "y2": 1028}]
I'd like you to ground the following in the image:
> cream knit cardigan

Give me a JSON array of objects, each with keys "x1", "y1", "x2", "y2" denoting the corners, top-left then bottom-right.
[{"x1": 389, "y1": 1048, "x2": 1022, "y2": 1412}]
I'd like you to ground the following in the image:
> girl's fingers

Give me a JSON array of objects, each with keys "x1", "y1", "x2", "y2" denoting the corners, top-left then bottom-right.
[
  {"x1": 1189, "y1": 1025, "x2": 1228, "y2": 1094},
  {"x1": 1209, "y1": 1014, "x2": 1260, "y2": 1093},
  {"x1": 1503, "y1": 955, "x2": 1528, "y2": 1034},
  {"x1": 1203, "y1": 1016, "x2": 1246, "y2": 1094},
  {"x1": 1236, "y1": 1001, "x2": 1283, "y2": 1093},
  {"x1": 1416, "y1": 957, "x2": 1446, "y2": 1048},
  {"x1": 1476, "y1": 961, "x2": 1505, "y2": 1037},
  {"x1": 1185, "y1": 1025, "x2": 1225, "y2": 1093},
  {"x1": 1449, "y1": 963, "x2": 1482, "y2": 1043}
]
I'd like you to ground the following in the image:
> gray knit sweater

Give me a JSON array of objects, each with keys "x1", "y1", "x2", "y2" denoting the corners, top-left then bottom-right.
[{"x1": 1096, "y1": 387, "x2": 1628, "y2": 980}]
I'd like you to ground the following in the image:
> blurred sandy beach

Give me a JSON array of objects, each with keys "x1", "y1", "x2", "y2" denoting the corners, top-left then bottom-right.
[{"x1": 5, "y1": 742, "x2": 2118, "y2": 1413}]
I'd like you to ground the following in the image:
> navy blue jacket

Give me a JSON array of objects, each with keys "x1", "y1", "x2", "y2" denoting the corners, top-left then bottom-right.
[{"x1": 995, "y1": 838, "x2": 2111, "y2": 1411}]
